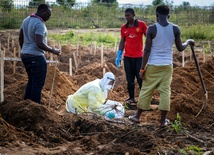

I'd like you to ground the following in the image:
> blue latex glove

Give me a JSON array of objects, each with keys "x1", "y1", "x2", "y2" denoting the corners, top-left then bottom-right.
[{"x1": 115, "y1": 50, "x2": 123, "y2": 68}]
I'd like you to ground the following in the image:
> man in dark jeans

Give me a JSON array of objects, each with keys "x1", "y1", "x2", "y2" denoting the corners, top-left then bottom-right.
[
  {"x1": 19, "y1": 4, "x2": 60, "y2": 104},
  {"x1": 115, "y1": 8, "x2": 147, "y2": 108}
]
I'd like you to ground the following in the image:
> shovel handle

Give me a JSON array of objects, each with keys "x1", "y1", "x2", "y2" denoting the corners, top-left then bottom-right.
[{"x1": 190, "y1": 45, "x2": 207, "y2": 95}]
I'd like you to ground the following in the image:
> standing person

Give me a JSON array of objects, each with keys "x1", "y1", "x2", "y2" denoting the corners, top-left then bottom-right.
[
  {"x1": 19, "y1": 3, "x2": 60, "y2": 104},
  {"x1": 128, "y1": 5, "x2": 194, "y2": 126},
  {"x1": 115, "y1": 8, "x2": 147, "y2": 108}
]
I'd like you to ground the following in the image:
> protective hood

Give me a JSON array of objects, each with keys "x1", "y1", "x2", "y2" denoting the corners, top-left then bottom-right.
[{"x1": 100, "y1": 72, "x2": 116, "y2": 91}]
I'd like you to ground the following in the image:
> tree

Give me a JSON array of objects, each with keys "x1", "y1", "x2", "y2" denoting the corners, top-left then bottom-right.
[
  {"x1": 91, "y1": 0, "x2": 118, "y2": 7},
  {"x1": 152, "y1": 0, "x2": 173, "y2": 6},
  {"x1": 56, "y1": 0, "x2": 75, "y2": 8},
  {"x1": 152, "y1": 0, "x2": 163, "y2": 6},
  {"x1": 182, "y1": 1, "x2": 190, "y2": 9},
  {"x1": 0, "y1": 0, "x2": 14, "y2": 12},
  {"x1": 92, "y1": 0, "x2": 117, "y2": 3},
  {"x1": 29, "y1": 0, "x2": 45, "y2": 7}
]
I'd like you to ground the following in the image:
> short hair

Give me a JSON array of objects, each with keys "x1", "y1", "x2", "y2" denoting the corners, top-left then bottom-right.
[
  {"x1": 125, "y1": 8, "x2": 135, "y2": 15},
  {"x1": 37, "y1": 3, "x2": 50, "y2": 12},
  {"x1": 156, "y1": 5, "x2": 170, "y2": 15}
]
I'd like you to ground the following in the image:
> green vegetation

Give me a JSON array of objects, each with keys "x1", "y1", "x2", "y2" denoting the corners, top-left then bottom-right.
[
  {"x1": 48, "y1": 24, "x2": 214, "y2": 47},
  {"x1": 0, "y1": 0, "x2": 14, "y2": 12},
  {"x1": 49, "y1": 30, "x2": 119, "y2": 47},
  {"x1": 0, "y1": 1, "x2": 213, "y2": 41},
  {"x1": 179, "y1": 145, "x2": 204, "y2": 155},
  {"x1": 171, "y1": 113, "x2": 183, "y2": 133},
  {"x1": 181, "y1": 24, "x2": 214, "y2": 41}
]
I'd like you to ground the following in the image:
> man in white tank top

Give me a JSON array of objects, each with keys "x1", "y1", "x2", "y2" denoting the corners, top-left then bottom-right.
[{"x1": 129, "y1": 5, "x2": 195, "y2": 126}]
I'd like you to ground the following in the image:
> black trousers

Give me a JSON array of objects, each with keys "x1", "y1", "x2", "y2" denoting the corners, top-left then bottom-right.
[
  {"x1": 21, "y1": 54, "x2": 47, "y2": 104},
  {"x1": 124, "y1": 56, "x2": 142, "y2": 100}
]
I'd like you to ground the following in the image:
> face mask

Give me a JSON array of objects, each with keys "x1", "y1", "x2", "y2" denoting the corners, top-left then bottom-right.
[{"x1": 105, "y1": 85, "x2": 112, "y2": 91}]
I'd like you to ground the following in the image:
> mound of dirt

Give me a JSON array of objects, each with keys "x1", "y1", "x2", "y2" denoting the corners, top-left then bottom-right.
[{"x1": 0, "y1": 30, "x2": 213, "y2": 154}]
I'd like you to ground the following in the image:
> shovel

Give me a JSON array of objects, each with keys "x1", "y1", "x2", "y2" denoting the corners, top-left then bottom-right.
[{"x1": 190, "y1": 45, "x2": 208, "y2": 117}]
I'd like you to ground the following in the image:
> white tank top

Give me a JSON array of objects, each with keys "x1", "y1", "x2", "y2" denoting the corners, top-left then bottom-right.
[{"x1": 148, "y1": 23, "x2": 175, "y2": 65}]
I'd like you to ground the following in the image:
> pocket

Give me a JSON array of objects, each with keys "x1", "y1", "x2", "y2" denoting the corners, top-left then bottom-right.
[{"x1": 30, "y1": 57, "x2": 47, "y2": 73}]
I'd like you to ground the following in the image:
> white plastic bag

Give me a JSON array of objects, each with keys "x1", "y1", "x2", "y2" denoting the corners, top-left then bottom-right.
[{"x1": 101, "y1": 100, "x2": 125, "y2": 119}]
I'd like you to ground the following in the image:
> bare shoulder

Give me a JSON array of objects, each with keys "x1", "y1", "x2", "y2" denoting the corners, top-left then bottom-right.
[
  {"x1": 147, "y1": 24, "x2": 156, "y2": 33},
  {"x1": 172, "y1": 23, "x2": 180, "y2": 34}
]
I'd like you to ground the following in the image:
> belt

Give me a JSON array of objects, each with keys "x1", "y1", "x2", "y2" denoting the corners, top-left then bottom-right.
[{"x1": 21, "y1": 53, "x2": 42, "y2": 58}]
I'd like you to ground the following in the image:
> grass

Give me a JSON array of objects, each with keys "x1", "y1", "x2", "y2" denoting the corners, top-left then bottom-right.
[
  {"x1": 48, "y1": 24, "x2": 214, "y2": 48},
  {"x1": 181, "y1": 24, "x2": 214, "y2": 41},
  {"x1": 49, "y1": 29, "x2": 120, "y2": 47}
]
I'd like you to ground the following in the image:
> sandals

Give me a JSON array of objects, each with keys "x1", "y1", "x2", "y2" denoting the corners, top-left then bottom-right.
[
  {"x1": 128, "y1": 116, "x2": 140, "y2": 123},
  {"x1": 124, "y1": 98, "x2": 137, "y2": 110},
  {"x1": 160, "y1": 119, "x2": 170, "y2": 127}
]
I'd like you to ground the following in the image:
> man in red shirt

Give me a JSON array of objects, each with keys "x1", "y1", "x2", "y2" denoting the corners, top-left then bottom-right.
[{"x1": 115, "y1": 8, "x2": 147, "y2": 108}]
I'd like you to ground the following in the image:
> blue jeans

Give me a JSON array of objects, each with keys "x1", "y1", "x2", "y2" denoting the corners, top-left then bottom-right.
[
  {"x1": 21, "y1": 54, "x2": 47, "y2": 104},
  {"x1": 124, "y1": 56, "x2": 142, "y2": 99}
]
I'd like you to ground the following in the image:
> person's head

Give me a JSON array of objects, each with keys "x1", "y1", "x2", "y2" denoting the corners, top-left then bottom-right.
[
  {"x1": 36, "y1": 3, "x2": 51, "y2": 22},
  {"x1": 124, "y1": 8, "x2": 135, "y2": 23},
  {"x1": 100, "y1": 72, "x2": 116, "y2": 91},
  {"x1": 156, "y1": 5, "x2": 170, "y2": 21}
]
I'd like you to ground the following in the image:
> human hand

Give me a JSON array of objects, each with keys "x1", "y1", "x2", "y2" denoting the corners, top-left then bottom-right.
[
  {"x1": 139, "y1": 69, "x2": 146, "y2": 80},
  {"x1": 187, "y1": 39, "x2": 195, "y2": 47},
  {"x1": 52, "y1": 48, "x2": 61, "y2": 56},
  {"x1": 115, "y1": 50, "x2": 123, "y2": 68}
]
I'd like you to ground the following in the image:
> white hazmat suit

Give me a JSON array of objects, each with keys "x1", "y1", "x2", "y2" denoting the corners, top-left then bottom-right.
[{"x1": 66, "y1": 72, "x2": 116, "y2": 115}]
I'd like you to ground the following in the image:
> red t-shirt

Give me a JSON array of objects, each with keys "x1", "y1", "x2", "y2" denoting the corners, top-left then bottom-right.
[{"x1": 121, "y1": 19, "x2": 147, "y2": 58}]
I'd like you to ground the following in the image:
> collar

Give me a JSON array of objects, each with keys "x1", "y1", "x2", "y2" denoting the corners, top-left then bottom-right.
[
  {"x1": 30, "y1": 14, "x2": 44, "y2": 22},
  {"x1": 125, "y1": 19, "x2": 138, "y2": 28}
]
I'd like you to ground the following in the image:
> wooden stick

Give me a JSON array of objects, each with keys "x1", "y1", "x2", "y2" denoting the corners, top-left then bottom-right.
[
  {"x1": 69, "y1": 58, "x2": 72, "y2": 76},
  {"x1": 50, "y1": 53, "x2": 53, "y2": 61},
  {"x1": 182, "y1": 51, "x2": 185, "y2": 67},
  {"x1": 79, "y1": 44, "x2": 82, "y2": 65},
  {"x1": 103, "y1": 60, "x2": 106, "y2": 76},
  {"x1": 73, "y1": 52, "x2": 78, "y2": 69},
  {"x1": 184, "y1": 131, "x2": 204, "y2": 144},
  {"x1": 203, "y1": 46, "x2": 205, "y2": 63},
  {"x1": 18, "y1": 45, "x2": 21, "y2": 58},
  {"x1": 81, "y1": 37, "x2": 84, "y2": 50},
  {"x1": 3, "y1": 57, "x2": 57, "y2": 63},
  {"x1": 0, "y1": 48, "x2": 5, "y2": 102},
  {"x1": 13, "y1": 47, "x2": 16, "y2": 74},
  {"x1": 12, "y1": 39, "x2": 14, "y2": 48},
  {"x1": 7, "y1": 37, "x2": 10, "y2": 50},
  {"x1": 208, "y1": 41, "x2": 211, "y2": 54},
  {"x1": 76, "y1": 40, "x2": 79, "y2": 56},
  {"x1": 48, "y1": 60, "x2": 58, "y2": 109},
  {"x1": 93, "y1": 42, "x2": 97, "y2": 56},
  {"x1": 90, "y1": 40, "x2": 93, "y2": 55},
  {"x1": 59, "y1": 41, "x2": 62, "y2": 52},
  {"x1": 101, "y1": 43, "x2": 105, "y2": 76}
]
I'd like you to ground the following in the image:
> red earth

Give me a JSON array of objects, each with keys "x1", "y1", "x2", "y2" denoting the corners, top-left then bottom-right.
[{"x1": 0, "y1": 29, "x2": 213, "y2": 155}]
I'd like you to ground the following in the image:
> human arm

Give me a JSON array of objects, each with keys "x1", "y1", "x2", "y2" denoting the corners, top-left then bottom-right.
[
  {"x1": 19, "y1": 29, "x2": 24, "y2": 49},
  {"x1": 87, "y1": 88, "x2": 105, "y2": 115},
  {"x1": 142, "y1": 21, "x2": 148, "y2": 36},
  {"x1": 174, "y1": 25, "x2": 195, "y2": 51},
  {"x1": 35, "y1": 34, "x2": 60, "y2": 56},
  {"x1": 115, "y1": 37, "x2": 125, "y2": 68},
  {"x1": 139, "y1": 25, "x2": 154, "y2": 79}
]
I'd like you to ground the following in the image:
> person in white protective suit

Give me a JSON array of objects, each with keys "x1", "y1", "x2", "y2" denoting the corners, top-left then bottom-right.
[{"x1": 66, "y1": 72, "x2": 117, "y2": 115}]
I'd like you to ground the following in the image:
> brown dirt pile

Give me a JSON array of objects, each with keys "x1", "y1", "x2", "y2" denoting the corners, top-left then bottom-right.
[{"x1": 0, "y1": 30, "x2": 213, "y2": 154}]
